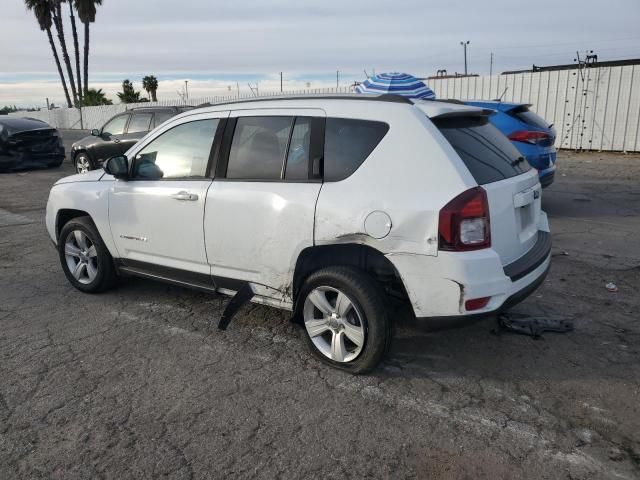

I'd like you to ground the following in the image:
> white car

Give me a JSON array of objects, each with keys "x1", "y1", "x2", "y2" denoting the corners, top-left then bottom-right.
[{"x1": 46, "y1": 94, "x2": 551, "y2": 373}]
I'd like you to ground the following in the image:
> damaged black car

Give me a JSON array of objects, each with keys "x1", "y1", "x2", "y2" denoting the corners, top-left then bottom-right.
[{"x1": 0, "y1": 117, "x2": 65, "y2": 172}]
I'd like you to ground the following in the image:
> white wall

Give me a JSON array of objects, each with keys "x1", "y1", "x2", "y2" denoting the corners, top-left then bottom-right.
[{"x1": 9, "y1": 67, "x2": 640, "y2": 152}]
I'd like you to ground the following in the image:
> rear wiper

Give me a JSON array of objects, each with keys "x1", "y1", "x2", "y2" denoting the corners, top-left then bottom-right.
[{"x1": 511, "y1": 156, "x2": 525, "y2": 167}]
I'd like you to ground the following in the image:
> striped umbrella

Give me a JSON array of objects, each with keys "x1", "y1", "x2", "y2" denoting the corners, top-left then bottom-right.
[{"x1": 354, "y1": 72, "x2": 435, "y2": 99}]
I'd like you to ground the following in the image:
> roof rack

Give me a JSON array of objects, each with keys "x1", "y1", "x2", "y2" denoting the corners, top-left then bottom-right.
[{"x1": 194, "y1": 93, "x2": 413, "y2": 109}]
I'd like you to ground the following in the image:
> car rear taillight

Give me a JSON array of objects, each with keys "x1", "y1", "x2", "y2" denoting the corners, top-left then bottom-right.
[
  {"x1": 438, "y1": 187, "x2": 491, "y2": 251},
  {"x1": 508, "y1": 130, "x2": 550, "y2": 145}
]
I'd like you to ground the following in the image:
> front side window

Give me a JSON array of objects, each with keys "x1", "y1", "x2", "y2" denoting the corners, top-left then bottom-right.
[
  {"x1": 226, "y1": 116, "x2": 292, "y2": 180},
  {"x1": 102, "y1": 115, "x2": 128, "y2": 136},
  {"x1": 132, "y1": 119, "x2": 218, "y2": 180},
  {"x1": 127, "y1": 113, "x2": 152, "y2": 133},
  {"x1": 324, "y1": 118, "x2": 389, "y2": 182}
]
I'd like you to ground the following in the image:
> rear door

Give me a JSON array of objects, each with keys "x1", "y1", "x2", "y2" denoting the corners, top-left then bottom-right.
[
  {"x1": 435, "y1": 115, "x2": 546, "y2": 265},
  {"x1": 204, "y1": 109, "x2": 325, "y2": 302}
]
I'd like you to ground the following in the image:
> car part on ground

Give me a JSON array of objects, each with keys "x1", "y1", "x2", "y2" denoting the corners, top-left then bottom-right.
[
  {"x1": 0, "y1": 118, "x2": 65, "y2": 172},
  {"x1": 46, "y1": 94, "x2": 551, "y2": 372},
  {"x1": 493, "y1": 312, "x2": 574, "y2": 338}
]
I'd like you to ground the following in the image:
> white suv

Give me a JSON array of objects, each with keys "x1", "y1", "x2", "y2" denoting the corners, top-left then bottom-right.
[{"x1": 46, "y1": 94, "x2": 551, "y2": 373}]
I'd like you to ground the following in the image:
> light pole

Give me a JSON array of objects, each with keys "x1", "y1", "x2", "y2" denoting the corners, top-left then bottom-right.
[{"x1": 460, "y1": 41, "x2": 470, "y2": 75}]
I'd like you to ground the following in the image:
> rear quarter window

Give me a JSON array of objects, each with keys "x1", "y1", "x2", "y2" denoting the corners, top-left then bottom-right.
[
  {"x1": 435, "y1": 116, "x2": 530, "y2": 185},
  {"x1": 324, "y1": 118, "x2": 389, "y2": 182}
]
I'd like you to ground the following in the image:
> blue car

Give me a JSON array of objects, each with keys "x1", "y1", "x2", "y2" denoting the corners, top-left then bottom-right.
[{"x1": 464, "y1": 100, "x2": 557, "y2": 187}]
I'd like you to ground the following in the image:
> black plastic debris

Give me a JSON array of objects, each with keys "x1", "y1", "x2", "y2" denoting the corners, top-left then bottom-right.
[
  {"x1": 218, "y1": 283, "x2": 255, "y2": 330},
  {"x1": 493, "y1": 313, "x2": 574, "y2": 339}
]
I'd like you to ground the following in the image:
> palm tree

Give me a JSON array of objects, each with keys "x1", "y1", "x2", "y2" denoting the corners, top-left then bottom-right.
[
  {"x1": 74, "y1": 0, "x2": 102, "y2": 96},
  {"x1": 142, "y1": 75, "x2": 159, "y2": 102},
  {"x1": 117, "y1": 80, "x2": 148, "y2": 104},
  {"x1": 51, "y1": 0, "x2": 79, "y2": 105},
  {"x1": 25, "y1": 0, "x2": 73, "y2": 107},
  {"x1": 67, "y1": 0, "x2": 82, "y2": 102},
  {"x1": 81, "y1": 88, "x2": 112, "y2": 106}
]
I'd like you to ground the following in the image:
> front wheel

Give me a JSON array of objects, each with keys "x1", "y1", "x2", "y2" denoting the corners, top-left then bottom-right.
[
  {"x1": 58, "y1": 216, "x2": 117, "y2": 293},
  {"x1": 74, "y1": 153, "x2": 93, "y2": 174},
  {"x1": 299, "y1": 266, "x2": 391, "y2": 374}
]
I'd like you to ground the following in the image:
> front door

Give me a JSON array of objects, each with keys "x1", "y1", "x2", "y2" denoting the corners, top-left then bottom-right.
[
  {"x1": 109, "y1": 114, "x2": 226, "y2": 281},
  {"x1": 204, "y1": 109, "x2": 325, "y2": 304},
  {"x1": 93, "y1": 113, "x2": 130, "y2": 164}
]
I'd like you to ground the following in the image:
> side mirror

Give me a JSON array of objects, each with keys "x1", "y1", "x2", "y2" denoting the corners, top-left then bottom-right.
[
  {"x1": 91, "y1": 129, "x2": 100, "y2": 136},
  {"x1": 103, "y1": 155, "x2": 129, "y2": 179}
]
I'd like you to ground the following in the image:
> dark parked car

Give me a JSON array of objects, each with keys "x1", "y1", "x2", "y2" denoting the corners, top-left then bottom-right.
[
  {"x1": 70, "y1": 106, "x2": 191, "y2": 173},
  {"x1": 0, "y1": 117, "x2": 65, "y2": 172}
]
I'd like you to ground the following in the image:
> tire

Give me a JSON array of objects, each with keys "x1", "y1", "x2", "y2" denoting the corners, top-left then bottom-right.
[
  {"x1": 298, "y1": 266, "x2": 391, "y2": 374},
  {"x1": 74, "y1": 152, "x2": 93, "y2": 174},
  {"x1": 58, "y1": 216, "x2": 117, "y2": 293}
]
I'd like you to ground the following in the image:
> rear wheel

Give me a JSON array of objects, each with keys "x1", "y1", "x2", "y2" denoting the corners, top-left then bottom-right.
[
  {"x1": 74, "y1": 153, "x2": 93, "y2": 174},
  {"x1": 58, "y1": 217, "x2": 117, "y2": 293},
  {"x1": 299, "y1": 266, "x2": 391, "y2": 374}
]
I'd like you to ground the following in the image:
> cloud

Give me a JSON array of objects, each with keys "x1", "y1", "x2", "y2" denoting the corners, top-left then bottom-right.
[{"x1": 2, "y1": 0, "x2": 639, "y2": 105}]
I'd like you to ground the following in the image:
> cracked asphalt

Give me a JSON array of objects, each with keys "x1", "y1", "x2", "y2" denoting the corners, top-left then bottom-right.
[{"x1": 1, "y1": 132, "x2": 639, "y2": 479}]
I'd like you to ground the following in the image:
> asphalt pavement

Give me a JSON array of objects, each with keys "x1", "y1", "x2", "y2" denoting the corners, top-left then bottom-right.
[{"x1": 0, "y1": 137, "x2": 639, "y2": 479}]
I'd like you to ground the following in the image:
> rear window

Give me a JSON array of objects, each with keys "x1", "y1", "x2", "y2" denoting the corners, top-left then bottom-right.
[
  {"x1": 508, "y1": 106, "x2": 550, "y2": 129},
  {"x1": 324, "y1": 118, "x2": 389, "y2": 182},
  {"x1": 435, "y1": 116, "x2": 530, "y2": 185}
]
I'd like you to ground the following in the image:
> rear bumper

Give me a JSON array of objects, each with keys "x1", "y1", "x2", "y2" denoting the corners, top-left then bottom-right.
[{"x1": 387, "y1": 227, "x2": 551, "y2": 323}]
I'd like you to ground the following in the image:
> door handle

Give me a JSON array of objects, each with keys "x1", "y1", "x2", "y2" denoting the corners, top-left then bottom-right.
[{"x1": 171, "y1": 191, "x2": 199, "y2": 201}]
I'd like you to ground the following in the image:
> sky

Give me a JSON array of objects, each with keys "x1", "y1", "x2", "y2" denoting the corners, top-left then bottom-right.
[{"x1": 1, "y1": 0, "x2": 639, "y2": 107}]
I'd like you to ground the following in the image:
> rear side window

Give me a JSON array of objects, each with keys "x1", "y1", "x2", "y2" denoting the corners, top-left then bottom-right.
[
  {"x1": 153, "y1": 111, "x2": 177, "y2": 129},
  {"x1": 324, "y1": 118, "x2": 389, "y2": 182},
  {"x1": 508, "y1": 106, "x2": 550, "y2": 129},
  {"x1": 435, "y1": 116, "x2": 530, "y2": 185},
  {"x1": 127, "y1": 113, "x2": 152, "y2": 133},
  {"x1": 226, "y1": 116, "x2": 292, "y2": 180}
]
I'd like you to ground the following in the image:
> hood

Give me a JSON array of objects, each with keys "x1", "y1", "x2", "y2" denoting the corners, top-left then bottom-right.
[
  {"x1": 0, "y1": 117, "x2": 51, "y2": 136},
  {"x1": 55, "y1": 169, "x2": 106, "y2": 185}
]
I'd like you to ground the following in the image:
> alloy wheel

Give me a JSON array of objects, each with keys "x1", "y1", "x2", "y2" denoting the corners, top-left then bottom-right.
[
  {"x1": 76, "y1": 156, "x2": 91, "y2": 174},
  {"x1": 303, "y1": 286, "x2": 366, "y2": 363},
  {"x1": 64, "y1": 230, "x2": 99, "y2": 284}
]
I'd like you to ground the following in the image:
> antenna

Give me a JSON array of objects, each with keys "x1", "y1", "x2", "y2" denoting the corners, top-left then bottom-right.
[{"x1": 497, "y1": 86, "x2": 508, "y2": 102}]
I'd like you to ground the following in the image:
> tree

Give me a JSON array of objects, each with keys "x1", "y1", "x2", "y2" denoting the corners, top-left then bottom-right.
[
  {"x1": 67, "y1": 0, "x2": 82, "y2": 102},
  {"x1": 25, "y1": 0, "x2": 73, "y2": 108},
  {"x1": 0, "y1": 106, "x2": 19, "y2": 115},
  {"x1": 116, "y1": 80, "x2": 148, "y2": 104},
  {"x1": 74, "y1": 0, "x2": 102, "y2": 96},
  {"x1": 51, "y1": 0, "x2": 79, "y2": 105},
  {"x1": 142, "y1": 75, "x2": 159, "y2": 102},
  {"x1": 81, "y1": 88, "x2": 112, "y2": 106}
]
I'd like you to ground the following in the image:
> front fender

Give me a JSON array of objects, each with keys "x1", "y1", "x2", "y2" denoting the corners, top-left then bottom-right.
[{"x1": 45, "y1": 179, "x2": 118, "y2": 257}]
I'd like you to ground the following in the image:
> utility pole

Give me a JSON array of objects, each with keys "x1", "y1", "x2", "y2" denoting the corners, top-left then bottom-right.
[
  {"x1": 280, "y1": 72, "x2": 283, "y2": 92},
  {"x1": 490, "y1": 52, "x2": 493, "y2": 77},
  {"x1": 184, "y1": 80, "x2": 189, "y2": 100},
  {"x1": 460, "y1": 40, "x2": 470, "y2": 75},
  {"x1": 336, "y1": 70, "x2": 340, "y2": 89}
]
